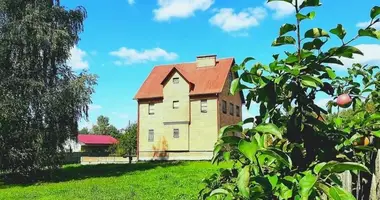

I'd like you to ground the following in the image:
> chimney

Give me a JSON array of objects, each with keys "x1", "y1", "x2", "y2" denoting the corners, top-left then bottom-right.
[{"x1": 196, "y1": 55, "x2": 216, "y2": 68}]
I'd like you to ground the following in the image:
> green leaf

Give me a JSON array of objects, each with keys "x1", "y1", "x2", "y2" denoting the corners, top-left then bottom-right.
[
  {"x1": 299, "y1": 173, "x2": 317, "y2": 200},
  {"x1": 237, "y1": 166, "x2": 250, "y2": 198},
  {"x1": 210, "y1": 188, "x2": 230, "y2": 196},
  {"x1": 358, "y1": 28, "x2": 380, "y2": 40},
  {"x1": 329, "y1": 186, "x2": 356, "y2": 200},
  {"x1": 330, "y1": 24, "x2": 346, "y2": 40},
  {"x1": 230, "y1": 78, "x2": 239, "y2": 95},
  {"x1": 319, "y1": 161, "x2": 370, "y2": 174},
  {"x1": 267, "y1": 175, "x2": 278, "y2": 189},
  {"x1": 300, "y1": 0, "x2": 321, "y2": 9},
  {"x1": 325, "y1": 68, "x2": 337, "y2": 79},
  {"x1": 241, "y1": 57, "x2": 255, "y2": 68},
  {"x1": 272, "y1": 36, "x2": 296, "y2": 46},
  {"x1": 255, "y1": 123, "x2": 283, "y2": 139},
  {"x1": 372, "y1": 130, "x2": 380, "y2": 138},
  {"x1": 219, "y1": 124, "x2": 243, "y2": 137},
  {"x1": 322, "y1": 57, "x2": 344, "y2": 66},
  {"x1": 313, "y1": 162, "x2": 326, "y2": 174},
  {"x1": 238, "y1": 139, "x2": 259, "y2": 163},
  {"x1": 296, "y1": 12, "x2": 316, "y2": 21},
  {"x1": 280, "y1": 23, "x2": 297, "y2": 36},
  {"x1": 370, "y1": 6, "x2": 380, "y2": 19},
  {"x1": 364, "y1": 113, "x2": 380, "y2": 124},
  {"x1": 303, "y1": 38, "x2": 325, "y2": 50},
  {"x1": 223, "y1": 152, "x2": 231, "y2": 161},
  {"x1": 305, "y1": 28, "x2": 330, "y2": 38},
  {"x1": 301, "y1": 75, "x2": 323, "y2": 88},
  {"x1": 259, "y1": 148, "x2": 292, "y2": 168}
]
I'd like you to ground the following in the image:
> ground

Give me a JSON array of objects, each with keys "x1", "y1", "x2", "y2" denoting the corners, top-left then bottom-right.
[{"x1": 0, "y1": 161, "x2": 229, "y2": 200}]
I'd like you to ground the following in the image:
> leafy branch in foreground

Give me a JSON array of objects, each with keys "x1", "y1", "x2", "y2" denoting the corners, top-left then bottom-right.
[{"x1": 200, "y1": 1, "x2": 380, "y2": 200}]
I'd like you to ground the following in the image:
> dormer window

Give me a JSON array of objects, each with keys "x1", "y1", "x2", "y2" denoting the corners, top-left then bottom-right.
[
  {"x1": 173, "y1": 77, "x2": 179, "y2": 84},
  {"x1": 173, "y1": 101, "x2": 179, "y2": 109}
]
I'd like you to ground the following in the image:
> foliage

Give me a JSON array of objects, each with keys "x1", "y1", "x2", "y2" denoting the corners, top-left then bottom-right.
[
  {"x1": 200, "y1": 1, "x2": 380, "y2": 200},
  {"x1": 79, "y1": 127, "x2": 90, "y2": 134},
  {"x1": 92, "y1": 115, "x2": 121, "y2": 139},
  {"x1": 0, "y1": 0, "x2": 97, "y2": 175},
  {"x1": 0, "y1": 161, "x2": 230, "y2": 200},
  {"x1": 109, "y1": 122, "x2": 137, "y2": 159}
]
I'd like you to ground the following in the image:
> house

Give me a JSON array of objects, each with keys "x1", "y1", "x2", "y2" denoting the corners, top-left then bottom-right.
[
  {"x1": 64, "y1": 134, "x2": 118, "y2": 153},
  {"x1": 134, "y1": 55, "x2": 244, "y2": 161}
]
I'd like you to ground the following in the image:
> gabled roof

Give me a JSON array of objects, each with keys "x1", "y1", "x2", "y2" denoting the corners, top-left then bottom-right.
[
  {"x1": 78, "y1": 134, "x2": 118, "y2": 145},
  {"x1": 134, "y1": 58, "x2": 235, "y2": 100}
]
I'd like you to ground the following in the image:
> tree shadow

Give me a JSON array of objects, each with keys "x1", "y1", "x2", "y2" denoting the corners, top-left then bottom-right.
[{"x1": 0, "y1": 161, "x2": 184, "y2": 188}]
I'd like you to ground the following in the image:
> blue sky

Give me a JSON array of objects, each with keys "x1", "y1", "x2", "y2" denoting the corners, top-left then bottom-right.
[{"x1": 60, "y1": 0, "x2": 380, "y2": 130}]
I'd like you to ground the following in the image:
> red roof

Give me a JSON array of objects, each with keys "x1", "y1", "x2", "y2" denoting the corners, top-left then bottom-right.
[
  {"x1": 134, "y1": 58, "x2": 235, "y2": 100},
  {"x1": 78, "y1": 134, "x2": 118, "y2": 145}
]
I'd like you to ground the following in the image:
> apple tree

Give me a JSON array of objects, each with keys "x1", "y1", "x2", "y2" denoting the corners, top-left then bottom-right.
[{"x1": 200, "y1": 1, "x2": 380, "y2": 200}]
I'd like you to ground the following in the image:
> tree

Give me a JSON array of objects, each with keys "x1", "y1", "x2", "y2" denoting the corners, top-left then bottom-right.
[
  {"x1": 79, "y1": 127, "x2": 90, "y2": 134},
  {"x1": 0, "y1": 0, "x2": 97, "y2": 175},
  {"x1": 110, "y1": 122, "x2": 137, "y2": 163},
  {"x1": 92, "y1": 115, "x2": 121, "y2": 138},
  {"x1": 200, "y1": 2, "x2": 380, "y2": 200}
]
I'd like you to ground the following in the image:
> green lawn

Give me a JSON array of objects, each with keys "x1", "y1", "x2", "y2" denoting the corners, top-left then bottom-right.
[{"x1": 0, "y1": 161, "x2": 228, "y2": 200}]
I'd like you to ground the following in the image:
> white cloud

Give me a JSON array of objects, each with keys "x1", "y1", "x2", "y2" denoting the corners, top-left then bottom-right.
[
  {"x1": 127, "y1": 0, "x2": 135, "y2": 5},
  {"x1": 356, "y1": 20, "x2": 380, "y2": 29},
  {"x1": 67, "y1": 46, "x2": 89, "y2": 70},
  {"x1": 265, "y1": 0, "x2": 302, "y2": 19},
  {"x1": 153, "y1": 0, "x2": 214, "y2": 21},
  {"x1": 89, "y1": 104, "x2": 102, "y2": 111},
  {"x1": 112, "y1": 112, "x2": 129, "y2": 119},
  {"x1": 209, "y1": 7, "x2": 267, "y2": 32},
  {"x1": 334, "y1": 44, "x2": 380, "y2": 69},
  {"x1": 110, "y1": 47, "x2": 178, "y2": 65}
]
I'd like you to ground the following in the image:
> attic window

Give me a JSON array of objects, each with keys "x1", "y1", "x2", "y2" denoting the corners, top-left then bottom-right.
[
  {"x1": 173, "y1": 77, "x2": 179, "y2": 84},
  {"x1": 173, "y1": 101, "x2": 179, "y2": 109}
]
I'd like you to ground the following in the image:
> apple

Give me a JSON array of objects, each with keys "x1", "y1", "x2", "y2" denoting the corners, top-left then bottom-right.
[
  {"x1": 336, "y1": 94, "x2": 352, "y2": 108},
  {"x1": 353, "y1": 137, "x2": 370, "y2": 146}
]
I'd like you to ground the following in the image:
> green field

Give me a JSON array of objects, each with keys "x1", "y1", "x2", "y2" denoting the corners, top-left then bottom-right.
[{"x1": 0, "y1": 161, "x2": 227, "y2": 200}]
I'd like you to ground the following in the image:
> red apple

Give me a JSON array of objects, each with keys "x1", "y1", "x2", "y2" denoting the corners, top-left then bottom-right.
[{"x1": 336, "y1": 94, "x2": 352, "y2": 108}]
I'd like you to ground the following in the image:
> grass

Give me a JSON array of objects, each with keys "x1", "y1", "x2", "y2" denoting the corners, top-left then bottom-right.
[{"x1": 0, "y1": 161, "x2": 229, "y2": 200}]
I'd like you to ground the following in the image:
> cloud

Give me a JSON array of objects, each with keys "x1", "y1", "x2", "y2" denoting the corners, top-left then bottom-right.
[
  {"x1": 153, "y1": 0, "x2": 214, "y2": 21},
  {"x1": 110, "y1": 47, "x2": 178, "y2": 65},
  {"x1": 356, "y1": 20, "x2": 380, "y2": 29},
  {"x1": 112, "y1": 112, "x2": 129, "y2": 119},
  {"x1": 89, "y1": 104, "x2": 102, "y2": 111},
  {"x1": 265, "y1": 0, "x2": 302, "y2": 19},
  {"x1": 67, "y1": 46, "x2": 89, "y2": 70},
  {"x1": 127, "y1": 0, "x2": 135, "y2": 5},
  {"x1": 209, "y1": 7, "x2": 267, "y2": 32},
  {"x1": 333, "y1": 44, "x2": 380, "y2": 69}
]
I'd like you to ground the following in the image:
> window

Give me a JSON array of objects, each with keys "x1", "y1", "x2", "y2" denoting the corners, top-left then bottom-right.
[
  {"x1": 230, "y1": 103, "x2": 234, "y2": 115},
  {"x1": 148, "y1": 103, "x2": 155, "y2": 115},
  {"x1": 228, "y1": 72, "x2": 233, "y2": 93},
  {"x1": 148, "y1": 129, "x2": 154, "y2": 142},
  {"x1": 173, "y1": 101, "x2": 179, "y2": 109},
  {"x1": 236, "y1": 105, "x2": 240, "y2": 117},
  {"x1": 173, "y1": 129, "x2": 179, "y2": 138},
  {"x1": 201, "y1": 100, "x2": 207, "y2": 113},
  {"x1": 173, "y1": 77, "x2": 179, "y2": 84},
  {"x1": 222, "y1": 100, "x2": 227, "y2": 114}
]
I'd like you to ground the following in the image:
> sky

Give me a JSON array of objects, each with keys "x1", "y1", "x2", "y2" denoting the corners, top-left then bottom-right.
[{"x1": 60, "y1": 0, "x2": 380, "y2": 130}]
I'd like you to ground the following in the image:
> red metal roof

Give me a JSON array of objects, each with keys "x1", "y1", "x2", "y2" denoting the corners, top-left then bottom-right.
[
  {"x1": 78, "y1": 134, "x2": 118, "y2": 145},
  {"x1": 134, "y1": 58, "x2": 235, "y2": 99}
]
